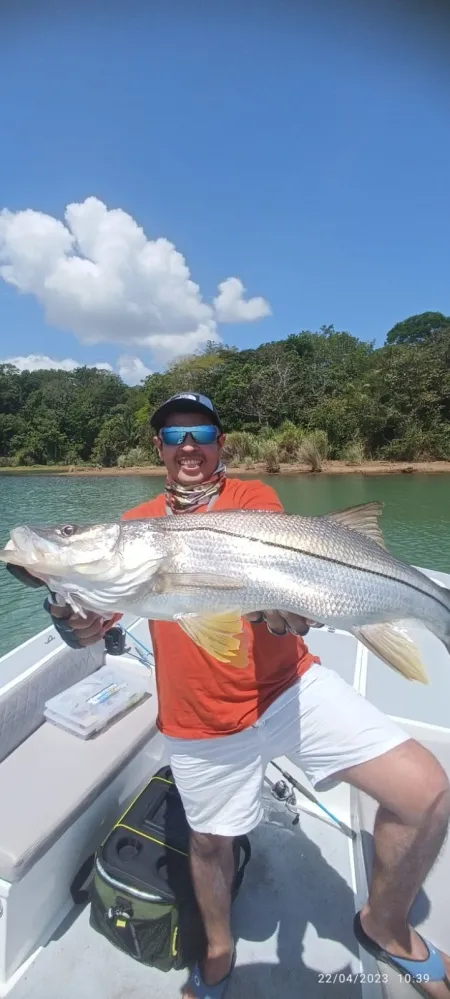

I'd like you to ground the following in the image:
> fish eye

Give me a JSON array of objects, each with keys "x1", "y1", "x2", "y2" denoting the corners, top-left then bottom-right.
[{"x1": 59, "y1": 524, "x2": 76, "y2": 538}]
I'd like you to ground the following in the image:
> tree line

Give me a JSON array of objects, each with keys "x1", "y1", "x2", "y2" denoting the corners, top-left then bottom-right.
[{"x1": 1, "y1": 311, "x2": 449, "y2": 470}]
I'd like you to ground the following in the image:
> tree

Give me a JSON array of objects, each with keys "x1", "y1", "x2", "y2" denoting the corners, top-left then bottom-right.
[
  {"x1": 92, "y1": 406, "x2": 139, "y2": 466},
  {"x1": 1, "y1": 315, "x2": 449, "y2": 466},
  {"x1": 0, "y1": 364, "x2": 22, "y2": 414},
  {"x1": 385, "y1": 312, "x2": 450, "y2": 345}
]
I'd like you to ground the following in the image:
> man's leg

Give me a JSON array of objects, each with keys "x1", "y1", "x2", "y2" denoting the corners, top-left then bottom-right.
[
  {"x1": 278, "y1": 663, "x2": 450, "y2": 996},
  {"x1": 336, "y1": 738, "x2": 450, "y2": 997},
  {"x1": 184, "y1": 831, "x2": 236, "y2": 995},
  {"x1": 164, "y1": 727, "x2": 265, "y2": 996}
]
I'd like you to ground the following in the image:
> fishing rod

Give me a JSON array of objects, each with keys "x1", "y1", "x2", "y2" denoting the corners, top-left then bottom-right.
[{"x1": 270, "y1": 760, "x2": 357, "y2": 840}]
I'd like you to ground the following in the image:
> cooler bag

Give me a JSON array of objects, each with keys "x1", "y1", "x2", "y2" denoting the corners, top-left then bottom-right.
[{"x1": 71, "y1": 765, "x2": 251, "y2": 971}]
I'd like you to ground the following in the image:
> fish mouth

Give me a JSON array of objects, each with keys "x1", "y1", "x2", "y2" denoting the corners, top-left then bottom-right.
[
  {"x1": 0, "y1": 527, "x2": 60, "y2": 580},
  {"x1": 9, "y1": 526, "x2": 51, "y2": 562}
]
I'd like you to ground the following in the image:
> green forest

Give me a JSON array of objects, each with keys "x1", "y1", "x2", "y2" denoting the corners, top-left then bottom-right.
[{"x1": 1, "y1": 311, "x2": 449, "y2": 472}]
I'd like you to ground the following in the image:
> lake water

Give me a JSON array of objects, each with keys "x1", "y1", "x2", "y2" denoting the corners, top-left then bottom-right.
[{"x1": 0, "y1": 472, "x2": 449, "y2": 658}]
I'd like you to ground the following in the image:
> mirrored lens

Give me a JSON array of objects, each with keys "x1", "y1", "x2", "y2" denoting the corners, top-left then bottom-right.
[{"x1": 160, "y1": 425, "x2": 218, "y2": 446}]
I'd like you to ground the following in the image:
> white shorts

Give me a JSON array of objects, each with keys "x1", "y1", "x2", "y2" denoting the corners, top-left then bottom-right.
[{"x1": 164, "y1": 664, "x2": 409, "y2": 837}]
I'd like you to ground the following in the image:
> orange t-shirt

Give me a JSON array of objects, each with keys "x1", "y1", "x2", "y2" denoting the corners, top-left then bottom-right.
[{"x1": 121, "y1": 477, "x2": 320, "y2": 740}]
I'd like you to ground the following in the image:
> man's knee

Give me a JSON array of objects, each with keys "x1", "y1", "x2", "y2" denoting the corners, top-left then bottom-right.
[
  {"x1": 397, "y1": 742, "x2": 450, "y2": 826},
  {"x1": 343, "y1": 738, "x2": 450, "y2": 826},
  {"x1": 189, "y1": 829, "x2": 234, "y2": 859}
]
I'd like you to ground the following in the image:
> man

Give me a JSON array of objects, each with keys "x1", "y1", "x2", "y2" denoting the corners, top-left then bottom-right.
[{"x1": 47, "y1": 393, "x2": 450, "y2": 999}]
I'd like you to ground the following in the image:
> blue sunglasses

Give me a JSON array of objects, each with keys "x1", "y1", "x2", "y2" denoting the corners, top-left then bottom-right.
[{"x1": 159, "y1": 424, "x2": 219, "y2": 446}]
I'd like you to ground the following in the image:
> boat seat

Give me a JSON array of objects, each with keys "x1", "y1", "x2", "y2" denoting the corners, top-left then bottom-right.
[
  {"x1": 0, "y1": 692, "x2": 157, "y2": 884},
  {"x1": 0, "y1": 642, "x2": 105, "y2": 766}
]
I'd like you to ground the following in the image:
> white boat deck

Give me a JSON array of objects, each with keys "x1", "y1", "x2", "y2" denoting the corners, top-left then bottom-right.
[
  {"x1": 1, "y1": 566, "x2": 450, "y2": 999},
  {"x1": 10, "y1": 778, "x2": 363, "y2": 999}
]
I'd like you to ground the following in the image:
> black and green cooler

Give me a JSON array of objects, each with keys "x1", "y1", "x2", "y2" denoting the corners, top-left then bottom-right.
[{"x1": 76, "y1": 765, "x2": 251, "y2": 972}]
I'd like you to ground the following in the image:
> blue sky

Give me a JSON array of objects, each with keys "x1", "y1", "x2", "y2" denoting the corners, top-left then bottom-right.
[{"x1": 1, "y1": 0, "x2": 450, "y2": 384}]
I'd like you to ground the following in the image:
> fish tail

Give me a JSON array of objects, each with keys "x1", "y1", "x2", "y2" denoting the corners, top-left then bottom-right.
[
  {"x1": 439, "y1": 581, "x2": 450, "y2": 610},
  {"x1": 432, "y1": 581, "x2": 450, "y2": 651},
  {"x1": 440, "y1": 622, "x2": 450, "y2": 659},
  {"x1": 443, "y1": 597, "x2": 450, "y2": 656}
]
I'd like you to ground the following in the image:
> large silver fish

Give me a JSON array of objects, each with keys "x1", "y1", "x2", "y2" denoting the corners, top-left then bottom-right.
[{"x1": 1, "y1": 502, "x2": 449, "y2": 683}]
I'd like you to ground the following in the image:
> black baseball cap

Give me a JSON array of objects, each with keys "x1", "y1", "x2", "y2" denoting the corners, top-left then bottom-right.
[{"x1": 150, "y1": 392, "x2": 223, "y2": 433}]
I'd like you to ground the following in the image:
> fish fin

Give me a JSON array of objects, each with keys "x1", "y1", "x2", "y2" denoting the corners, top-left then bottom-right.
[
  {"x1": 351, "y1": 622, "x2": 429, "y2": 683},
  {"x1": 176, "y1": 611, "x2": 248, "y2": 667},
  {"x1": 153, "y1": 571, "x2": 242, "y2": 592},
  {"x1": 324, "y1": 502, "x2": 387, "y2": 549}
]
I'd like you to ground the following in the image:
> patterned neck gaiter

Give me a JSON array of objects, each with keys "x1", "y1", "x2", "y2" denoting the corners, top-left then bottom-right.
[{"x1": 165, "y1": 462, "x2": 227, "y2": 514}]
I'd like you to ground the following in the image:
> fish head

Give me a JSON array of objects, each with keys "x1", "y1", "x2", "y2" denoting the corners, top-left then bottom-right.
[
  {"x1": 1, "y1": 518, "x2": 172, "y2": 599},
  {"x1": 1, "y1": 521, "x2": 122, "y2": 580}
]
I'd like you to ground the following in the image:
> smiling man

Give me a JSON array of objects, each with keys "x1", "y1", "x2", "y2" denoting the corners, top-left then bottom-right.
[{"x1": 47, "y1": 392, "x2": 450, "y2": 999}]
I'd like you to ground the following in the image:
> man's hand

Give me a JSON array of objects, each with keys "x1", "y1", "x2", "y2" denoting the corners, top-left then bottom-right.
[
  {"x1": 244, "y1": 611, "x2": 322, "y2": 636},
  {"x1": 49, "y1": 603, "x2": 107, "y2": 647},
  {"x1": 6, "y1": 562, "x2": 113, "y2": 648}
]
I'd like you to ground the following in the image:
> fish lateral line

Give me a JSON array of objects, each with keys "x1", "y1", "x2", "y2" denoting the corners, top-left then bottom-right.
[{"x1": 156, "y1": 523, "x2": 449, "y2": 615}]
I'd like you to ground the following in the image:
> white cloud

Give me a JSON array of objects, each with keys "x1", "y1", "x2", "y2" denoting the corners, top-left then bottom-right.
[
  {"x1": 0, "y1": 197, "x2": 271, "y2": 364},
  {"x1": 3, "y1": 354, "x2": 113, "y2": 373},
  {"x1": 116, "y1": 355, "x2": 152, "y2": 385},
  {"x1": 0, "y1": 353, "x2": 153, "y2": 387},
  {"x1": 213, "y1": 277, "x2": 271, "y2": 323}
]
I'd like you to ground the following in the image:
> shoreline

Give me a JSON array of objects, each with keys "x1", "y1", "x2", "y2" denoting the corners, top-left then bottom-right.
[{"x1": 1, "y1": 460, "x2": 450, "y2": 477}]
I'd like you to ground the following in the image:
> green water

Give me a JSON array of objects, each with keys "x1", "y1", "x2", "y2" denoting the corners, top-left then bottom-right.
[{"x1": 0, "y1": 472, "x2": 449, "y2": 658}]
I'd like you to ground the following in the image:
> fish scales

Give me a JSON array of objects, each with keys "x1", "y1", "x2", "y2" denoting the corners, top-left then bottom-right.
[{"x1": 1, "y1": 503, "x2": 449, "y2": 682}]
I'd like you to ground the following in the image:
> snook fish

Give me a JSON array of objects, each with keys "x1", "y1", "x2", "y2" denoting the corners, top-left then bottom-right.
[{"x1": 1, "y1": 501, "x2": 449, "y2": 683}]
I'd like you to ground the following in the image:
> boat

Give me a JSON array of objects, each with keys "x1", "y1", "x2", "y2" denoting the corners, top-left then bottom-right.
[{"x1": 0, "y1": 564, "x2": 449, "y2": 999}]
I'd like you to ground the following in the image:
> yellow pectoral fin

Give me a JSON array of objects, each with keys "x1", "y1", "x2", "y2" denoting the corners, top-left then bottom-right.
[{"x1": 176, "y1": 611, "x2": 249, "y2": 667}]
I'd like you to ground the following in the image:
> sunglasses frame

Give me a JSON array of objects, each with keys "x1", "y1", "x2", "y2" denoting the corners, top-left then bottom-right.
[{"x1": 158, "y1": 424, "x2": 220, "y2": 446}]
